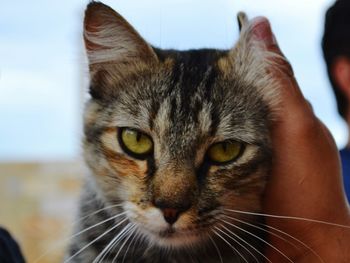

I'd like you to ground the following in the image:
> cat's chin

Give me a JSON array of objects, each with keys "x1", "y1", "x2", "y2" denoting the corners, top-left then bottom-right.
[{"x1": 139, "y1": 225, "x2": 205, "y2": 248}]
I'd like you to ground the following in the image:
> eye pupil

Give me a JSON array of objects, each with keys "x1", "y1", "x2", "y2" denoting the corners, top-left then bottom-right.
[
  {"x1": 136, "y1": 132, "x2": 142, "y2": 142},
  {"x1": 222, "y1": 143, "x2": 227, "y2": 152}
]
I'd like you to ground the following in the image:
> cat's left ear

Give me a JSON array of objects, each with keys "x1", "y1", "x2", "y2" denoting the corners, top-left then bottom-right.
[
  {"x1": 84, "y1": 2, "x2": 158, "y2": 66},
  {"x1": 219, "y1": 13, "x2": 281, "y2": 108},
  {"x1": 237, "y1": 12, "x2": 248, "y2": 32}
]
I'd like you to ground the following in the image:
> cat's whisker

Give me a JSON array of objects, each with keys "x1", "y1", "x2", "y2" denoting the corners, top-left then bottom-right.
[
  {"x1": 212, "y1": 229, "x2": 249, "y2": 263},
  {"x1": 93, "y1": 224, "x2": 129, "y2": 263},
  {"x1": 112, "y1": 224, "x2": 137, "y2": 263},
  {"x1": 222, "y1": 214, "x2": 298, "y2": 250},
  {"x1": 121, "y1": 225, "x2": 138, "y2": 263},
  {"x1": 262, "y1": 223, "x2": 325, "y2": 263},
  {"x1": 64, "y1": 217, "x2": 128, "y2": 263},
  {"x1": 131, "y1": 229, "x2": 145, "y2": 259},
  {"x1": 93, "y1": 222, "x2": 131, "y2": 263},
  {"x1": 34, "y1": 209, "x2": 126, "y2": 263},
  {"x1": 69, "y1": 211, "x2": 127, "y2": 242},
  {"x1": 223, "y1": 208, "x2": 350, "y2": 229},
  {"x1": 95, "y1": 223, "x2": 134, "y2": 263},
  {"x1": 105, "y1": 223, "x2": 138, "y2": 263},
  {"x1": 223, "y1": 211, "x2": 325, "y2": 262},
  {"x1": 214, "y1": 226, "x2": 260, "y2": 263},
  {"x1": 128, "y1": 228, "x2": 140, "y2": 259},
  {"x1": 75, "y1": 203, "x2": 124, "y2": 223},
  {"x1": 217, "y1": 222, "x2": 272, "y2": 263},
  {"x1": 220, "y1": 218, "x2": 294, "y2": 263},
  {"x1": 208, "y1": 235, "x2": 224, "y2": 263}
]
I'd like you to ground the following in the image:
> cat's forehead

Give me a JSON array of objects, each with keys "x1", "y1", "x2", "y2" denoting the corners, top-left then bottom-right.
[
  {"x1": 95, "y1": 48, "x2": 269, "y2": 146},
  {"x1": 114, "y1": 48, "x2": 244, "y2": 105},
  {"x1": 155, "y1": 48, "x2": 227, "y2": 69}
]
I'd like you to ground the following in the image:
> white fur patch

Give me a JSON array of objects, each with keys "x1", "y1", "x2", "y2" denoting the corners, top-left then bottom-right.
[{"x1": 123, "y1": 201, "x2": 204, "y2": 248}]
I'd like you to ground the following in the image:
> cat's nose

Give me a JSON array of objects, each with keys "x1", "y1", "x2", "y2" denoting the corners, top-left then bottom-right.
[
  {"x1": 153, "y1": 199, "x2": 191, "y2": 225},
  {"x1": 162, "y1": 208, "x2": 181, "y2": 225}
]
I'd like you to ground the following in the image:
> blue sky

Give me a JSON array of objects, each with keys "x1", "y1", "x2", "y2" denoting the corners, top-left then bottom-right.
[{"x1": 0, "y1": 0, "x2": 345, "y2": 161}]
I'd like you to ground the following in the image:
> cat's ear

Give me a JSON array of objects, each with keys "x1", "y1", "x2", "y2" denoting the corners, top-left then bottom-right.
[
  {"x1": 237, "y1": 12, "x2": 248, "y2": 32},
  {"x1": 218, "y1": 12, "x2": 256, "y2": 75},
  {"x1": 219, "y1": 13, "x2": 281, "y2": 108},
  {"x1": 84, "y1": 2, "x2": 157, "y2": 66}
]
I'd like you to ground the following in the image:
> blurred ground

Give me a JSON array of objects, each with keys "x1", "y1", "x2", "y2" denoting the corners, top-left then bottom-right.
[{"x1": 0, "y1": 162, "x2": 84, "y2": 263}]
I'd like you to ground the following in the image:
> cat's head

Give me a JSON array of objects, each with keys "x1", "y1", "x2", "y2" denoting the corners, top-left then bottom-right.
[{"x1": 83, "y1": 2, "x2": 277, "y2": 249}]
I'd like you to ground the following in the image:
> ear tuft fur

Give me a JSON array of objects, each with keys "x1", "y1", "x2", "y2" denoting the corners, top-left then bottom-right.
[
  {"x1": 237, "y1": 12, "x2": 248, "y2": 32},
  {"x1": 218, "y1": 12, "x2": 285, "y2": 113},
  {"x1": 84, "y1": 2, "x2": 157, "y2": 65}
]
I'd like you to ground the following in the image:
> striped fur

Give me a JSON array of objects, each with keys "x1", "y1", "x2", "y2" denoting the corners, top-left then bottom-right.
[{"x1": 65, "y1": 2, "x2": 282, "y2": 262}]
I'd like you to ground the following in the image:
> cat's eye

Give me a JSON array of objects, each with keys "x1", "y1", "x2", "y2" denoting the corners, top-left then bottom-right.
[
  {"x1": 118, "y1": 128, "x2": 153, "y2": 158},
  {"x1": 207, "y1": 141, "x2": 243, "y2": 164}
]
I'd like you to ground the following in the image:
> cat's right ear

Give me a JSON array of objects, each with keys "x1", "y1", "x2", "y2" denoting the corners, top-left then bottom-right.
[{"x1": 83, "y1": 2, "x2": 157, "y2": 66}]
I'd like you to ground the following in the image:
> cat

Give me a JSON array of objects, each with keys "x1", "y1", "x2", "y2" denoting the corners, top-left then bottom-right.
[{"x1": 65, "y1": 1, "x2": 280, "y2": 262}]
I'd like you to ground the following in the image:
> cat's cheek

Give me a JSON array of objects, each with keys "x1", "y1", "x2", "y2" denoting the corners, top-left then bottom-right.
[{"x1": 107, "y1": 159, "x2": 148, "y2": 179}]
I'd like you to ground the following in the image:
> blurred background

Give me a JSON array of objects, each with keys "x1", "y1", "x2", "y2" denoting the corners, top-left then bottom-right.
[{"x1": 0, "y1": 0, "x2": 344, "y2": 262}]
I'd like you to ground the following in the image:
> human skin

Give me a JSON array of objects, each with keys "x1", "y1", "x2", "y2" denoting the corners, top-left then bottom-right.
[{"x1": 248, "y1": 17, "x2": 350, "y2": 262}]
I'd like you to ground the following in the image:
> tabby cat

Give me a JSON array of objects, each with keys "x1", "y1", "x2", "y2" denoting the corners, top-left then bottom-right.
[{"x1": 66, "y1": 2, "x2": 279, "y2": 262}]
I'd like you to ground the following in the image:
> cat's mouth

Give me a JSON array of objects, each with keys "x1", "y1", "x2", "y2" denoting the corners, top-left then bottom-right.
[
  {"x1": 144, "y1": 224, "x2": 198, "y2": 236},
  {"x1": 137, "y1": 222, "x2": 210, "y2": 248},
  {"x1": 146, "y1": 226, "x2": 204, "y2": 248}
]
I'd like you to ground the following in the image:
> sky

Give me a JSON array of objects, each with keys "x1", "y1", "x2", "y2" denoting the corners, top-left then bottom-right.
[{"x1": 0, "y1": 0, "x2": 346, "y2": 162}]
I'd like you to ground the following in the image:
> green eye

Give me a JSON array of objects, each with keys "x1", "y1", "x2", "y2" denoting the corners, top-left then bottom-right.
[
  {"x1": 119, "y1": 128, "x2": 153, "y2": 158},
  {"x1": 207, "y1": 141, "x2": 243, "y2": 164}
]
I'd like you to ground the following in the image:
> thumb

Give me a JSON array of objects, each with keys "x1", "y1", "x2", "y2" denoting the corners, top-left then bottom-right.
[
  {"x1": 249, "y1": 17, "x2": 282, "y2": 58},
  {"x1": 247, "y1": 16, "x2": 309, "y2": 118}
]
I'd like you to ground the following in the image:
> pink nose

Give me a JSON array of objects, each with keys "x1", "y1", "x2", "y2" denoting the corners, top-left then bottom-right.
[
  {"x1": 153, "y1": 199, "x2": 191, "y2": 225},
  {"x1": 161, "y1": 208, "x2": 180, "y2": 225}
]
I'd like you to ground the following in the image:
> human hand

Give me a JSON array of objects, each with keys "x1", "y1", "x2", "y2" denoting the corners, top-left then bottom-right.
[{"x1": 248, "y1": 17, "x2": 350, "y2": 262}]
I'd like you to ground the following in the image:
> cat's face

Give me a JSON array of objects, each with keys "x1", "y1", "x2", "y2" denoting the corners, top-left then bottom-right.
[{"x1": 83, "y1": 3, "x2": 274, "y2": 249}]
